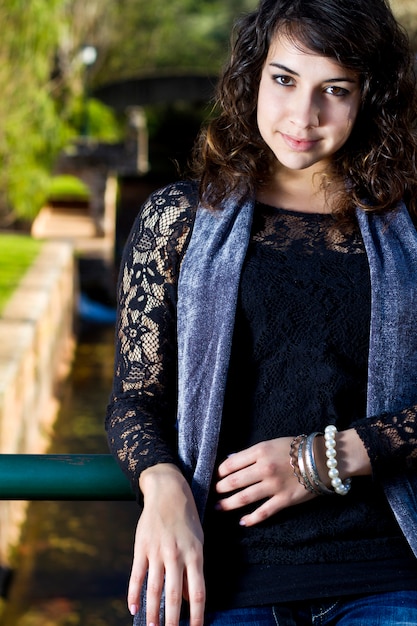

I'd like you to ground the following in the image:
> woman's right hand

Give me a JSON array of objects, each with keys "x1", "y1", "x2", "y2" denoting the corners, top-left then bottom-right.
[{"x1": 128, "y1": 463, "x2": 206, "y2": 626}]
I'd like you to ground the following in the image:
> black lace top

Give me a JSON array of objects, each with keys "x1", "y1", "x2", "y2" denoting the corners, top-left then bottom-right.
[{"x1": 106, "y1": 180, "x2": 417, "y2": 608}]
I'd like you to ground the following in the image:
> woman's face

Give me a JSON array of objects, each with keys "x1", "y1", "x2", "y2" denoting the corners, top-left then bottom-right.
[{"x1": 257, "y1": 33, "x2": 361, "y2": 174}]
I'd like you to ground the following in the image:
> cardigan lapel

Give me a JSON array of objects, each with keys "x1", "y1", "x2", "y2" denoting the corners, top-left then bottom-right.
[{"x1": 177, "y1": 194, "x2": 254, "y2": 518}]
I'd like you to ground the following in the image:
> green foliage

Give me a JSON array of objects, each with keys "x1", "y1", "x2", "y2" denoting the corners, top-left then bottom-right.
[
  {"x1": 46, "y1": 175, "x2": 91, "y2": 202},
  {"x1": 93, "y1": 0, "x2": 259, "y2": 84},
  {"x1": 0, "y1": 234, "x2": 43, "y2": 314},
  {"x1": 67, "y1": 97, "x2": 123, "y2": 142},
  {"x1": 0, "y1": 0, "x2": 72, "y2": 224}
]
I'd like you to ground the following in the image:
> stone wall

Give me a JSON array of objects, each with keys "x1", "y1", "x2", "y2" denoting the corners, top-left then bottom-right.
[{"x1": 0, "y1": 241, "x2": 76, "y2": 564}]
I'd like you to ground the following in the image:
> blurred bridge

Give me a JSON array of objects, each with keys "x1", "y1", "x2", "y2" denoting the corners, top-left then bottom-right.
[{"x1": 93, "y1": 73, "x2": 218, "y2": 110}]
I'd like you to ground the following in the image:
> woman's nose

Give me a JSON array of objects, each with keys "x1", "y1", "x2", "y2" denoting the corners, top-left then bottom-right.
[{"x1": 289, "y1": 91, "x2": 320, "y2": 129}]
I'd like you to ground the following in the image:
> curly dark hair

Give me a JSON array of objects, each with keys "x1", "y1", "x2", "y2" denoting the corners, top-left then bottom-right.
[{"x1": 191, "y1": 0, "x2": 417, "y2": 218}]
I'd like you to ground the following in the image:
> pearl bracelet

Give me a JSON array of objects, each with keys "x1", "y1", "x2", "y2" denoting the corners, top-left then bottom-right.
[{"x1": 324, "y1": 425, "x2": 351, "y2": 496}]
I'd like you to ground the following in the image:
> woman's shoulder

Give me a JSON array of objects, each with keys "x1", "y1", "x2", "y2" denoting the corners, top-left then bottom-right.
[
  {"x1": 143, "y1": 179, "x2": 199, "y2": 216},
  {"x1": 125, "y1": 180, "x2": 198, "y2": 267},
  {"x1": 127, "y1": 179, "x2": 197, "y2": 236}
]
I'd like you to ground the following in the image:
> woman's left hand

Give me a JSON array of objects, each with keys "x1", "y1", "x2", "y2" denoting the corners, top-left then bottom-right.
[{"x1": 215, "y1": 438, "x2": 315, "y2": 526}]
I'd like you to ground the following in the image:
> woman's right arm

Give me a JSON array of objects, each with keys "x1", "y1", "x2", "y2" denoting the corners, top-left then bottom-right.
[
  {"x1": 106, "y1": 181, "x2": 197, "y2": 493},
  {"x1": 105, "y1": 182, "x2": 204, "y2": 624},
  {"x1": 129, "y1": 463, "x2": 205, "y2": 626}
]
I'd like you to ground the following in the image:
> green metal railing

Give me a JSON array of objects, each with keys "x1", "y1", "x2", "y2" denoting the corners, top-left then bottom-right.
[{"x1": 0, "y1": 454, "x2": 135, "y2": 501}]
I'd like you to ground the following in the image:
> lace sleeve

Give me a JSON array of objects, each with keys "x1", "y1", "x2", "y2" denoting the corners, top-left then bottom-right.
[
  {"x1": 353, "y1": 403, "x2": 417, "y2": 477},
  {"x1": 105, "y1": 181, "x2": 197, "y2": 497}
]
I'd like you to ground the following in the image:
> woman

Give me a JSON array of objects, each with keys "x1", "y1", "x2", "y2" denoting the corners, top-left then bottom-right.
[{"x1": 106, "y1": 0, "x2": 417, "y2": 624}]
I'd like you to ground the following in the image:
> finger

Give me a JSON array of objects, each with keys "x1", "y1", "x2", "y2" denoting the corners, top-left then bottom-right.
[
  {"x1": 216, "y1": 470, "x2": 260, "y2": 495},
  {"x1": 216, "y1": 459, "x2": 264, "y2": 494},
  {"x1": 217, "y1": 448, "x2": 256, "y2": 478},
  {"x1": 216, "y1": 481, "x2": 269, "y2": 511},
  {"x1": 239, "y1": 495, "x2": 286, "y2": 527},
  {"x1": 164, "y1": 563, "x2": 184, "y2": 626},
  {"x1": 127, "y1": 553, "x2": 148, "y2": 616},
  {"x1": 217, "y1": 454, "x2": 282, "y2": 496},
  {"x1": 186, "y1": 564, "x2": 206, "y2": 626},
  {"x1": 145, "y1": 563, "x2": 165, "y2": 626},
  {"x1": 240, "y1": 489, "x2": 316, "y2": 527}
]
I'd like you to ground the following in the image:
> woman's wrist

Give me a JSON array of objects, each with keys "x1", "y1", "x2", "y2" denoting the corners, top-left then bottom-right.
[
  {"x1": 139, "y1": 462, "x2": 186, "y2": 495},
  {"x1": 290, "y1": 427, "x2": 373, "y2": 496},
  {"x1": 314, "y1": 428, "x2": 372, "y2": 485}
]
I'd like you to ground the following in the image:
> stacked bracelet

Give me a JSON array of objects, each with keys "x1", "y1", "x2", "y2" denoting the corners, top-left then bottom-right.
[
  {"x1": 289, "y1": 433, "x2": 332, "y2": 495},
  {"x1": 289, "y1": 426, "x2": 352, "y2": 497},
  {"x1": 324, "y1": 425, "x2": 351, "y2": 496},
  {"x1": 304, "y1": 432, "x2": 334, "y2": 495},
  {"x1": 297, "y1": 435, "x2": 317, "y2": 494},
  {"x1": 289, "y1": 434, "x2": 308, "y2": 488}
]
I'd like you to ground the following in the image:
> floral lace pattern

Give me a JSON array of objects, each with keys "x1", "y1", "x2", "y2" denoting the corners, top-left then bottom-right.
[
  {"x1": 255, "y1": 204, "x2": 365, "y2": 255},
  {"x1": 355, "y1": 406, "x2": 417, "y2": 476},
  {"x1": 106, "y1": 181, "x2": 197, "y2": 491}
]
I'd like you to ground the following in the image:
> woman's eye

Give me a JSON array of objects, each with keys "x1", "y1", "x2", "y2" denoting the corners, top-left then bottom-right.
[
  {"x1": 325, "y1": 85, "x2": 349, "y2": 96},
  {"x1": 274, "y1": 75, "x2": 294, "y2": 86}
]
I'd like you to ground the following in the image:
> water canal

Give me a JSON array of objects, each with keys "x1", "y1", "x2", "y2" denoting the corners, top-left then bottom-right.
[{"x1": 2, "y1": 323, "x2": 138, "y2": 626}]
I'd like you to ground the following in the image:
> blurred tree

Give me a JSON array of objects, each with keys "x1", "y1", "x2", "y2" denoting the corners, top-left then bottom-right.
[
  {"x1": 0, "y1": 0, "x2": 260, "y2": 225},
  {"x1": 0, "y1": 0, "x2": 69, "y2": 225},
  {"x1": 90, "y1": 0, "x2": 259, "y2": 85},
  {"x1": 0, "y1": 0, "x2": 120, "y2": 225},
  {"x1": 53, "y1": 0, "x2": 114, "y2": 98}
]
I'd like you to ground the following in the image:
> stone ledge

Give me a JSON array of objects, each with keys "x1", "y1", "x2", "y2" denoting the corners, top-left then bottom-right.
[{"x1": 0, "y1": 241, "x2": 77, "y2": 563}]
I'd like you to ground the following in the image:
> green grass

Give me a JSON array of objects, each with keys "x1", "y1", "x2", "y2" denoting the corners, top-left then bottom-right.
[{"x1": 0, "y1": 234, "x2": 43, "y2": 314}]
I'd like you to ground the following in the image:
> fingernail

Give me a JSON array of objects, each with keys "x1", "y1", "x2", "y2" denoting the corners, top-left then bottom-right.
[
  {"x1": 239, "y1": 518, "x2": 247, "y2": 527},
  {"x1": 214, "y1": 502, "x2": 222, "y2": 510},
  {"x1": 129, "y1": 604, "x2": 138, "y2": 616}
]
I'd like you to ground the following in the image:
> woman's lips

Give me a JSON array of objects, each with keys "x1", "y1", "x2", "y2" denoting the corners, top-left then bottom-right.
[{"x1": 281, "y1": 132, "x2": 320, "y2": 152}]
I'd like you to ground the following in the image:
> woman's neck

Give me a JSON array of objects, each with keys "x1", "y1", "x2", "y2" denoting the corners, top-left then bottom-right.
[{"x1": 257, "y1": 165, "x2": 337, "y2": 214}]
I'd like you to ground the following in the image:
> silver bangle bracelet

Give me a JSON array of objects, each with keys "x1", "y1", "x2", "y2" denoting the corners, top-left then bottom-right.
[
  {"x1": 304, "y1": 432, "x2": 334, "y2": 496},
  {"x1": 297, "y1": 435, "x2": 317, "y2": 494}
]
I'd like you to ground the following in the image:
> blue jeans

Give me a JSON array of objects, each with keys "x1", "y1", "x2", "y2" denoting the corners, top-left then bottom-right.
[{"x1": 183, "y1": 591, "x2": 417, "y2": 626}]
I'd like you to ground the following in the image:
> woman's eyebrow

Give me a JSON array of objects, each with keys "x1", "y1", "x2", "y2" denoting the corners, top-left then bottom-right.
[
  {"x1": 269, "y1": 62, "x2": 357, "y2": 83},
  {"x1": 269, "y1": 62, "x2": 299, "y2": 76}
]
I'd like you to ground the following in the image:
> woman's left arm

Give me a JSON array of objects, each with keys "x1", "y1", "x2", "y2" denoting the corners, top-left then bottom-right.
[
  {"x1": 215, "y1": 428, "x2": 372, "y2": 527},
  {"x1": 216, "y1": 404, "x2": 417, "y2": 526}
]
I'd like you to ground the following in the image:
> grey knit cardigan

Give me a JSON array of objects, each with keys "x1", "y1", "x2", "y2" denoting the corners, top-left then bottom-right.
[
  {"x1": 177, "y1": 194, "x2": 417, "y2": 554},
  {"x1": 134, "y1": 194, "x2": 417, "y2": 626}
]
